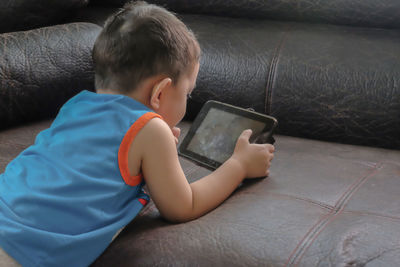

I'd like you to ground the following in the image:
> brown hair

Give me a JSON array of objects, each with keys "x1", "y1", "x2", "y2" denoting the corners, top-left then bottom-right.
[{"x1": 92, "y1": 1, "x2": 200, "y2": 93}]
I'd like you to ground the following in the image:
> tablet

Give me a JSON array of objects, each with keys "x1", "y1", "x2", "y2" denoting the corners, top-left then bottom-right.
[{"x1": 178, "y1": 100, "x2": 278, "y2": 170}]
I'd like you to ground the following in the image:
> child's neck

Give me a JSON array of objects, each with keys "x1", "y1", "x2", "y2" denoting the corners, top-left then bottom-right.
[{"x1": 96, "y1": 88, "x2": 152, "y2": 110}]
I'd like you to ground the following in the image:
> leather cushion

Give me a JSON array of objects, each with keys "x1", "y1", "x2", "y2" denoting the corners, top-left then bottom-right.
[
  {"x1": 90, "y1": 0, "x2": 400, "y2": 29},
  {"x1": 269, "y1": 23, "x2": 400, "y2": 149},
  {"x1": 2, "y1": 120, "x2": 399, "y2": 266},
  {"x1": 179, "y1": 15, "x2": 400, "y2": 149},
  {"x1": 90, "y1": 121, "x2": 400, "y2": 266},
  {"x1": 0, "y1": 23, "x2": 102, "y2": 129},
  {"x1": 69, "y1": 10, "x2": 400, "y2": 149},
  {"x1": 0, "y1": 0, "x2": 90, "y2": 33},
  {"x1": 1, "y1": 116, "x2": 399, "y2": 266}
]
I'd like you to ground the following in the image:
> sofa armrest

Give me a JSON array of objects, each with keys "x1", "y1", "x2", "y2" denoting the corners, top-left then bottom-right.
[{"x1": 0, "y1": 22, "x2": 102, "y2": 129}]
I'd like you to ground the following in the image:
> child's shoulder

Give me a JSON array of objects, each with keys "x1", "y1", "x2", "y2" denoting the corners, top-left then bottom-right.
[
  {"x1": 135, "y1": 116, "x2": 176, "y2": 156},
  {"x1": 139, "y1": 117, "x2": 174, "y2": 145},
  {"x1": 128, "y1": 116, "x2": 176, "y2": 176}
]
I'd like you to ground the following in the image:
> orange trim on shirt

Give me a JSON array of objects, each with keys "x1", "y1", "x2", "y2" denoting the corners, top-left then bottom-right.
[
  {"x1": 118, "y1": 112, "x2": 162, "y2": 186},
  {"x1": 138, "y1": 198, "x2": 148, "y2": 206}
]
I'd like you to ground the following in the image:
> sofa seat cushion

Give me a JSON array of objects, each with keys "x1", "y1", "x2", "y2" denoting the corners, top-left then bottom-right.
[
  {"x1": 1, "y1": 119, "x2": 398, "y2": 266},
  {"x1": 93, "y1": 121, "x2": 400, "y2": 266}
]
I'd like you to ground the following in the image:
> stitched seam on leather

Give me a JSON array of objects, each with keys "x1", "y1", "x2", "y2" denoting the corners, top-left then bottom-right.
[
  {"x1": 285, "y1": 162, "x2": 383, "y2": 266},
  {"x1": 332, "y1": 163, "x2": 380, "y2": 210},
  {"x1": 285, "y1": 212, "x2": 332, "y2": 267},
  {"x1": 334, "y1": 163, "x2": 383, "y2": 211},
  {"x1": 288, "y1": 217, "x2": 340, "y2": 266},
  {"x1": 267, "y1": 192, "x2": 334, "y2": 211},
  {"x1": 264, "y1": 25, "x2": 292, "y2": 115},
  {"x1": 342, "y1": 210, "x2": 400, "y2": 222}
]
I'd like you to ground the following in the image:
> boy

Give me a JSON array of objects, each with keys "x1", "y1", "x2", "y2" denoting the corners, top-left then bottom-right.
[{"x1": 0, "y1": 1, "x2": 275, "y2": 266}]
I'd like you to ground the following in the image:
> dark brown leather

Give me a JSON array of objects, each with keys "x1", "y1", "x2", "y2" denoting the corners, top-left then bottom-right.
[
  {"x1": 3, "y1": 120, "x2": 398, "y2": 266},
  {"x1": 0, "y1": 23, "x2": 102, "y2": 129},
  {"x1": 181, "y1": 15, "x2": 400, "y2": 150},
  {"x1": 2, "y1": 2, "x2": 399, "y2": 265},
  {"x1": 268, "y1": 23, "x2": 400, "y2": 149},
  {"x1": 90, "y1": 0, "x2": 400, "y2": 29},
  {"x1": 71, "y1": 9, "x2": 400, "y2": 149},
  {"x1": 72, "y1": 7, "x2": 119, "y2": 27},
  {"x1": 0, "y1": 0, "x2": 89, "y2": 33},
  {"x1": 92, "y1": 121, "x2": 400, "y2": 266}
]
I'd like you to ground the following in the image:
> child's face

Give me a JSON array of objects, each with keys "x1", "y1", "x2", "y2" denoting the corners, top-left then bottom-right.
[{"x1": 158, "y1": 62, "x2": 200, "y2": 128}]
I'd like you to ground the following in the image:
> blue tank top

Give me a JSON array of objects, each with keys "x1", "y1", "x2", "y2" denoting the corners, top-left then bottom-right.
[{"x1": 0, "y1": 90, "x2": 161, "y2": 266}]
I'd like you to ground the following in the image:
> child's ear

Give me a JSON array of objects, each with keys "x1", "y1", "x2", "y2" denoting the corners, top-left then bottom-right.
[{"x1": 150, "y1": 77, "x2": 172, "y2": 110}]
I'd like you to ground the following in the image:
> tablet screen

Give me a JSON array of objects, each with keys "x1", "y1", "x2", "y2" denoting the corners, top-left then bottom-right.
[{"x1": 186, "y1": 108, "x2": 266, "y2": 163}]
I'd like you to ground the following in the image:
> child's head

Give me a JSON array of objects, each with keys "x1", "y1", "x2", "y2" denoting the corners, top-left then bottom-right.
[{"x1": 92, "y1": 1, "x2": 200, "y2": 94}]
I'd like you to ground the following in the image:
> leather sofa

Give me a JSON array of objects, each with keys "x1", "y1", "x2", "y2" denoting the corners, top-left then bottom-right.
[{"x1": 1, "y1": 0, "x2": 399, "y2": 266}]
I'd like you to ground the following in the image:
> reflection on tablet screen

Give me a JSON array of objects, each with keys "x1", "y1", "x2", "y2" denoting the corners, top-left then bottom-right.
[{"x1": 187, "y1": 108, "x2": 266, "y2": 164}]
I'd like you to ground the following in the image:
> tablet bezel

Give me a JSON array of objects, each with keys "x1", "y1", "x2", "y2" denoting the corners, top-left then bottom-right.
[{"x1": 178, "y1": 100, "x2": 278, "y2": 170}]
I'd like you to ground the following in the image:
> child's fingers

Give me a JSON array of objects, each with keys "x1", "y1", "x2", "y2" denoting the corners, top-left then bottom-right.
[
  {"x1": 254, "y1": 143, "x2": 274, "y2": 155},
  {"x1": 238, "y1": 129, "x2": 252, "y2": 142},
  {"x1": 267, "y1": 144, "x2": 275, "y2": 153},
  {"x1": 171, "y1": 127, "x2": 181, "y2": 138}
]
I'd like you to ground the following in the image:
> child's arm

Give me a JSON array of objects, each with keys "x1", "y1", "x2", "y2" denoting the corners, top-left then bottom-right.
[{"x1": 135, "y1": 118, "x2": 274, "y2": 223}]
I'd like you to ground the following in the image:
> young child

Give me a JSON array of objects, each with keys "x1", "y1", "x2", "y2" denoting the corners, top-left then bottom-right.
[{"x1": 0, "y1": 1, "x2": 275, "y2": 266}]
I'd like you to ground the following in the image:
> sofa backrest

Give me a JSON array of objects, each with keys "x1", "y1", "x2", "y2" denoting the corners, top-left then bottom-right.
[
  {"x1": 0, "y1": 0, "x2": 89, "y2": 33},
  {"x1": 91, "y1": 0, "x2": 400, "y2": 29}
]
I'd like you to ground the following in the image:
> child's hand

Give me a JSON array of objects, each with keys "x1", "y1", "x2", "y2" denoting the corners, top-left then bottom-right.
[
  {"x1": 231, "y1": 129, "x2": 275, "y2": 178},
  {"x1": 171, "y1": 127, "x2": 181, "y2": 145}
]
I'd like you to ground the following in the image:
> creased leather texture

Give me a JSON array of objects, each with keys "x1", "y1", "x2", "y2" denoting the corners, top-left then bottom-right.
[
  {"x1": 3, "y1": 2, "x2": 400, "y2": 266},
  {"x1": 178, "y1": 15, "x2": 400, "y2": 150},
  {"x1": 90, "y1": 0, "x2": 400, "y2": 29},
  {"x1": 0, "y1": 0, "x2": 90, "y2": 33},
  {"x1": 269, "y1": 23, "x2": 400, "y2": 149},
  {"x1": 2, "y1": 121, "x2": 399, "y2": 266},
  {"x1": 88, "y1": 121, "x2": 399, "y2": 266},
  {"x1": 70, "y1": 10, "x2": 400, "y2": 149},
  {"x1": 0, "y1": 23, "x2": 102, "y2": 129},
  {"x1": 181, "y1": 15, "x2": 287, "y2": 120}
]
